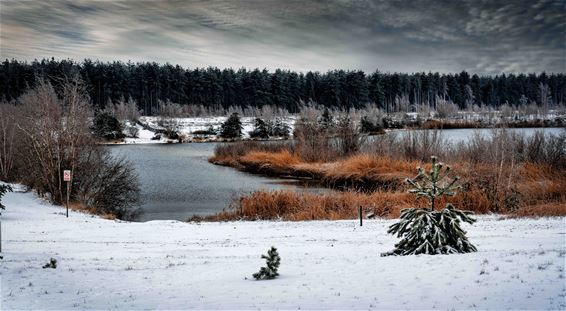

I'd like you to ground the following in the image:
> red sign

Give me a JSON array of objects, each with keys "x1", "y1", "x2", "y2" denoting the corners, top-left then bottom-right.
[{"x1": 63, "y1": 170, "x2": 71, "y2": 182}]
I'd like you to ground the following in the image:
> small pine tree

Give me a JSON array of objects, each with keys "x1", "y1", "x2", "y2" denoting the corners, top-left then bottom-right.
[
  {"x1": 0, "y1": 184, "x2": 12, "y2": 213},
  {"x1": 270, "y1": 118, "x2": 291, "y2": 138},
  {"x1": 360, "y1": 116, "x2": 383, "y2": 134},
  {"x1": 249, "y1": 118, "x2": 270, "y2": 139},
  {"x1": 319, "y1": 108, "x2": 334, "y2": 130},
  {"x1": 253, "y1": 246, "x2": 281, "y2": 280},
  {"x1": 219, "y1": 113, "x2": 243, "y2": 138},
  {"x1": 382, "y1": 156, "x2": 477, "y2": 256}
]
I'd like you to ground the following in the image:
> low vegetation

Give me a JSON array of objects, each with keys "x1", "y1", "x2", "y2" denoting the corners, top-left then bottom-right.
[{"x1": 207, "y1": 121, "x2": 566, "y2": 220}]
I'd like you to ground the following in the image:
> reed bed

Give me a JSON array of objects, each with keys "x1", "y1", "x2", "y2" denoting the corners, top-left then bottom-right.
[{"x1": 205, "y1": 128, "x2": 566, "y2": 220}]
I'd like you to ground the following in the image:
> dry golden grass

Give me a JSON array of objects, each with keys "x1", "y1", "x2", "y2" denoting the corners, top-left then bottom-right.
[
  {"x1": 208, "y1": 140, "x2": 566, "y2": 220},
  {"x1": 67, "y1": 202, "x2": 117, "y2": 220},
  {"x1": 204, "y1": 190, "x2": 415, "y2": 221},
  {"x1": 511, "y1": 203, "x2": 566, "y2": 218}
]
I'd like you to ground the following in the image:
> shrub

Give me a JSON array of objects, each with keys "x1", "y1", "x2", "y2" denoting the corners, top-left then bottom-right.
[
  {"x1": 92, "y1": 112, "x2": 125, "y2": 140},
  {"x1": 125, "y1": 125, "x2": 140, "y2": 138},
  {"x1": 360, "y1": 115, "x2": 383, "y2": 134},
  {"x1": 382, "y1": 156, "x2": 477, "y2": 256},
  {"x1": 74, "y1": 147, "x2": 141, "y2": 220}
]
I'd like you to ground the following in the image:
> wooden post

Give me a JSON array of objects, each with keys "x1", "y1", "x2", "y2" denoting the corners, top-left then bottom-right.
[
  {"x1": 66, "y1": 181, "x2": 70, "y2": 218},
  {"x1": 359, "y1": 206, "x2": 363, "y2": 226},
  {"x1": 63, "y1": 170, "x2": 71, "y2": 218}
]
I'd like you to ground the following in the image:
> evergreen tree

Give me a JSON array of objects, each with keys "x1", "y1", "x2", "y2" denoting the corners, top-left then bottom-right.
[
  {"x1": 270, "y1": 118, "x2": 291, "y2": 137},
  {"x1": 0, "y1": 184, "x2": 13, "y2": 212},
  {"x1": 319, "y1": 108, "x2": 334, "y2": 130},
  {"x1": 249, "y1": 118, "x2": 270, "y2": 139},
  {"x1": 253, "y1": 246, "x2": 281, "y2": 280},
  {"x1": 219, "y1": 112, "x2": 243, "y2": 138},
  {"x1": 360, "y1": 116, "x2": 383, "y2": 134},
  {"x1": 91, "y1": 112, "x2": 125, "y2": 140},
  {"x1": 382, "y1": 156, "x2": 477, "y2": 256}
]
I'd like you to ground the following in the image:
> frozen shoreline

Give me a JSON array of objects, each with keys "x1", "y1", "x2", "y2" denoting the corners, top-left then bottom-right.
[{"x1": 1, "y1": 186, "x2": 565, "y2": 309}]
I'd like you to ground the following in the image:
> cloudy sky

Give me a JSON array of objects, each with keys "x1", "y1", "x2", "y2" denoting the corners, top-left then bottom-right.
[{"x1": 1, "y1": 0, "x2": 564, "y2": 74}]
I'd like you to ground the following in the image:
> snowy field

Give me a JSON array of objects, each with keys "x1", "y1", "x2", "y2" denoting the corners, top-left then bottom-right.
[{"x1": 1, "y1": 186, "x2": 565, "y2": 310}]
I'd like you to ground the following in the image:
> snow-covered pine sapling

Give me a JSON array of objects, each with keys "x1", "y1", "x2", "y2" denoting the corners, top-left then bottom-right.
[
  {"x1": 253, "y1": 246, "x2": 280, "y2": 280},
  {"x1": 42, "y1": 258, "x2": 57, "y2": 269},
  {"x1": 382, "y1": 156, "x2": 477, "y2": 256}
]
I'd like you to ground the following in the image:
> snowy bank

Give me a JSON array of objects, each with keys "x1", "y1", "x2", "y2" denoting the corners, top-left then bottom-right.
[{"x1": 1, "y1": 187, "x2": 565, "y2": 310}]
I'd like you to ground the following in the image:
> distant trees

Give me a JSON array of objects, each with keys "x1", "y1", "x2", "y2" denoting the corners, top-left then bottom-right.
[{"x1": 1, "y1": 59, "x2": 564, "y2": 115}]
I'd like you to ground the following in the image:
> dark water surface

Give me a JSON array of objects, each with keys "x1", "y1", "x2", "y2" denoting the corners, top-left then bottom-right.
[{"x1": 109, "y1": 143, "x2": 326, "y2": 221}]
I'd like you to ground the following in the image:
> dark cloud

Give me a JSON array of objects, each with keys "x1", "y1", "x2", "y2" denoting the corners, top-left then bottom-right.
[{"x1": 1, "y1": 0, "x2": 564, "y2": 74}]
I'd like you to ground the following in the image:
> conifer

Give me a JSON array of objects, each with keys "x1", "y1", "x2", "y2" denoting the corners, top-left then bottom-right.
[{"x1": 382, "y1": 156, "x2": 477, "y2": 256}]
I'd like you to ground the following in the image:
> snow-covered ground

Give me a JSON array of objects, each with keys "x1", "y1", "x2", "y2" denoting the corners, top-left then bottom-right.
[
  {"x1": 1, "y1": 186, "x2": 565, "y2": 310},
  {"x1": 118, "y1": 116, "x2": 297, "y2": 144}
]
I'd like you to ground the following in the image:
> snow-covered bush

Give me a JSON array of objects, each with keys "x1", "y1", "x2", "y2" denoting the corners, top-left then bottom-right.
[
  {"x1": 253, "y1": 246, "x2": 281, "y2": 280},
  {"x1": 382, "y1": 156, "x2": 477, "y2": 256}
]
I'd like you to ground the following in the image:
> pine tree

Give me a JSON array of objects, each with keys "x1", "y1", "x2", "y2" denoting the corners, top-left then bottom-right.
[
  {"x1": 92, "y1": 112, "x2": 125, "y2": 140},
  {"x1": 249, "y1": 118, "x2": 270, "y2": 139},
  {"x1": 270, "y1": 118, "x2": 291, "y2": 137},
  {"x1": 319, "y1": 108, "x2": 334, "y2": 130},
  {"x1": 382, "y1": 156, "x2": 477, "y2": 256},
  {"x1": 0, "y1": 184, "x2": 13, "y2": 212},
  {"x1": 219, "y1": 112, "x2": 243, "y2": 138},
  {"x1": 253, "y1": 246, "x2": 281, "y2": 280}
]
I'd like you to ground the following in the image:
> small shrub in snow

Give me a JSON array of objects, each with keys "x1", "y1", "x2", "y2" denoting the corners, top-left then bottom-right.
[
  {"x1": 253, "y1": 246, "x2": 280, "y2": 280},
  {"x1": 125, "y1": 125, "x2": 140, "y2": 138},
  {"x1": 382, "y1": 156, "x2": 477, "y2": 256},
  {"x1": 42, "y1": 258, "x2": 57, "y2": 269}
]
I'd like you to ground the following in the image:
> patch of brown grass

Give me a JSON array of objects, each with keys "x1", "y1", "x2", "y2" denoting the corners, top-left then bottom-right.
[
  {"x1": 204, "y1": 190, "x2": 415, "y2": 221},
  {"x1": 511, "y1": 203, "x2": 566, "y2": 218},
  {"x1": 322, "y1": 154, "x2": 415, "y2": 190}
]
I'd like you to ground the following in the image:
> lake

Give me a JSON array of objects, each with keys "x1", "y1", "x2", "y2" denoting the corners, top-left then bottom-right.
[
  {"x1": 109, "y1": 143, "x2": 327, "y2": 222},
  {"x1": 110, "y1": 127, "x2": 563, "y2": 221}
]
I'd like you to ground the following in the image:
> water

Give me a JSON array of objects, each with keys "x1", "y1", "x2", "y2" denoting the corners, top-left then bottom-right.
[
  {"x1": 109, "y1": 143, "x2": 326, "y2": 222},
  {"x1": 389, "y1": 127, "x2": 564, "y2": 143}
]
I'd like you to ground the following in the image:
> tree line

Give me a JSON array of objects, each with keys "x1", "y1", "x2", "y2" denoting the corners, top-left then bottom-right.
[{"x1": 1, "y1": 58, "x2": 565, "y2": 114}]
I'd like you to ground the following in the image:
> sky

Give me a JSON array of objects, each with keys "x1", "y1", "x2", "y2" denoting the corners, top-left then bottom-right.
[{"x1": 1, "y1": 0, "x2": 565, "y2": 75}]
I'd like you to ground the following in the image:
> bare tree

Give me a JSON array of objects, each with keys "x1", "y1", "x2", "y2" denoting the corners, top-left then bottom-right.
[
  {"x1": 15, "y1": 78, "x2": 93, "y2": 204},
  {"x1": 0, "y1": 103, "x2": 17, "y2": 180},
  {"x1": 157, "y1": 99, "x2": 182, "y2": 138}
]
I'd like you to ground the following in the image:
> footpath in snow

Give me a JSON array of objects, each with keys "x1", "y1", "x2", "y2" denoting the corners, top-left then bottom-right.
[{"x1": 1, "y1": 186, "x2": 565, "y2": 310}]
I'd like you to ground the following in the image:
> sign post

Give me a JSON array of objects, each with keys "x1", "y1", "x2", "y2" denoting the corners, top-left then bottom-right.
[{"x1": 63, "y1": 170, "x2": 71, "y2": 218}]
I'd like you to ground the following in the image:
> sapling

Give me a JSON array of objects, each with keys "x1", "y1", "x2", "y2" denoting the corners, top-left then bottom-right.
[
  {"x1": 0, "y1": 184, "x2": 12, "y2": 259},
  {"x1": 42, "y1": 258, "x2": 57, "y2": 269},
  {"x1": 253, "y1": 246, "x2": 280, "y2": 280},
  {"x1": 382, "y1": 156, "x2": 477, "y2": 256}
]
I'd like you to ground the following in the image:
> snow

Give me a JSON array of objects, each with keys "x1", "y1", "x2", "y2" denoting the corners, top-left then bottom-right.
[{"x1": 1, "y1": 186, "x2": 565, "y2": 310}]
